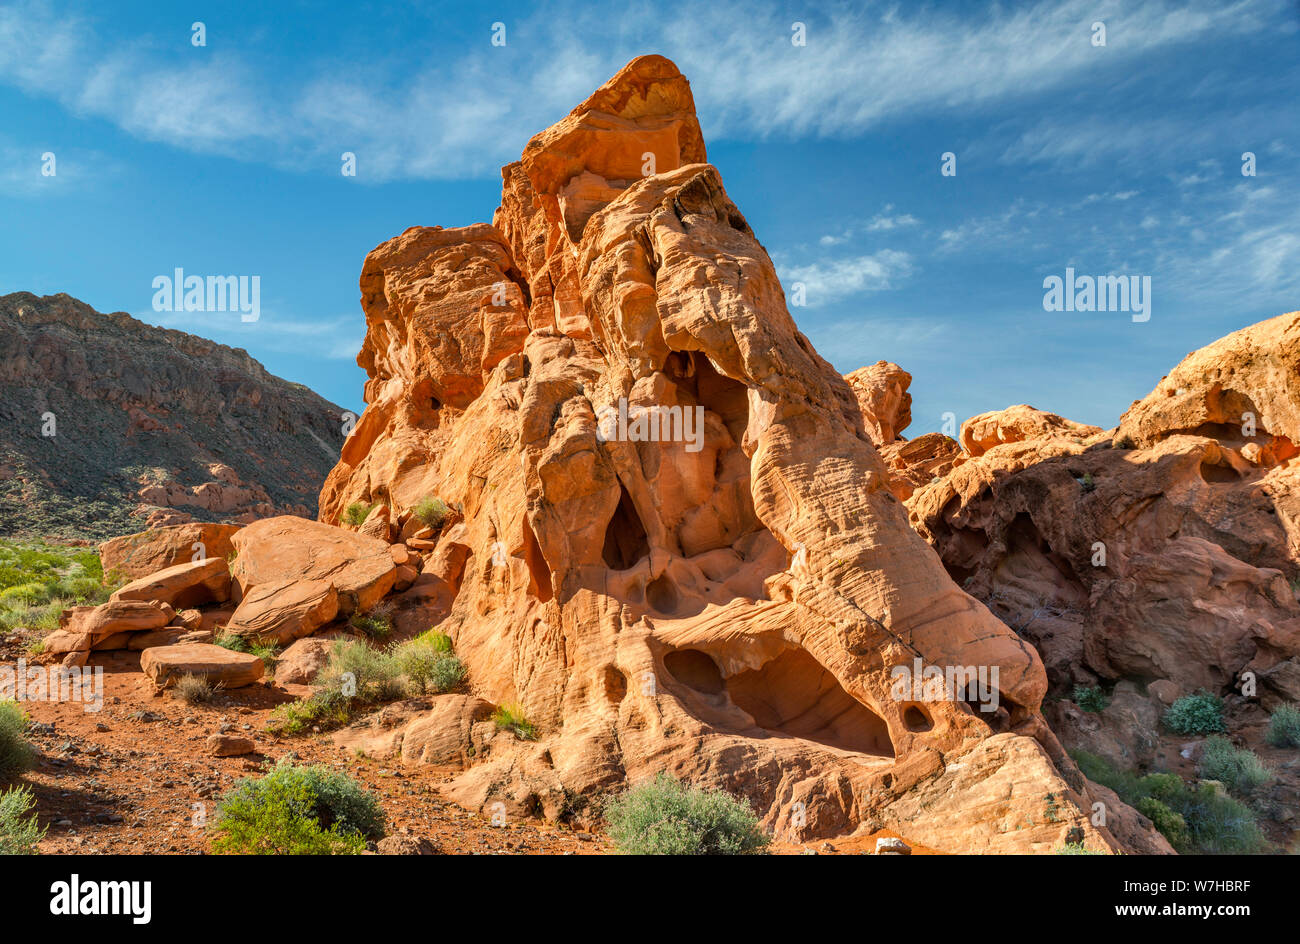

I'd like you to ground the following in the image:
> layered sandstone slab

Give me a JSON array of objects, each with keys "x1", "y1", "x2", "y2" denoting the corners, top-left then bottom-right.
[
  {"x1": 110, "y1": 557, "x2": 232, "y2": 609},
  {"x1": 140, "y1": 643, "x2": 265, "y2": 690},
  {"x1": 230, "y1": 516, "x2": 396, "y2": 616}
]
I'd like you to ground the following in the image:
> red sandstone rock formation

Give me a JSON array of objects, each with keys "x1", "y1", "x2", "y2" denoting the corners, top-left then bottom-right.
[
  {"x1": 892, "y1": 312, "x2": 1300, "y2": 835},
  {"x1": 317, "y1": 55, "x2": 1151, "y2": 853}
]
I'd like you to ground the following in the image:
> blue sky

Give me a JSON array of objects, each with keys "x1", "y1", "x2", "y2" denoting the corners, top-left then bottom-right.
[{"x1": 1, "y1": 0, "x2": 1297, "y2": 434}]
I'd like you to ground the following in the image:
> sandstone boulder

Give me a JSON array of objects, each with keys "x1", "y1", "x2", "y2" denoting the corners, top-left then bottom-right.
[
  {"x1": 230, "y1": 516, "x2": 396, "y2": 616},
  {"x1": 205, "y1": 734, "x2": 256, "y2": 757},
  {"x1": 44, "y1": 599, "x2": 172, "y2": 651},
  {"x1": 313, "y1": 55, "x2": 1129, "y2": 853},
  {"x1": 110, "y1": 557, "x2": 231, "y2": 609},
  {"x1": 99, "y1": 523, "x2": 242, "y2": 579},
  {"x1": 223, "y1": 578, "x2": 339, "y2": 646},
  {"x1": 140, "y1": 643, "x2": 264, "y2": 690},
  {"x1": 274, "y1": 635, "x2": 337, "y2": 685}
]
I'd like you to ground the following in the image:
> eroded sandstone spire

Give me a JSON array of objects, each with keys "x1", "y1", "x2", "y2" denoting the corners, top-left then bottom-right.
[{"x1": 320, "y1": 55, "x2": 1151, "y2": 852}]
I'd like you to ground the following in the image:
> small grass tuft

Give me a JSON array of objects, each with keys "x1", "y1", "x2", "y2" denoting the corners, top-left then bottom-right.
[{"x1": 491, "y1": 702, "x2": 538, "y2": 741}]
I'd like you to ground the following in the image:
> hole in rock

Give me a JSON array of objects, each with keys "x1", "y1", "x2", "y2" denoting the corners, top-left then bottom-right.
[
  {"x1": 522, "y1": 518, "x2": 553, "y2": 602},
  {"x1": 902, "y1": 705, "x2": 933, "y2": 733},
  {"x1": 1001, "y1": 513, "x2": 1086, "y2": 608},
  {"x1": 601, "y1": 483, "x2": 650, "y2": 570},
  {"x1": 645, "y1": 574, "x2": 679, "y2": 614},
  {"x1": 663, "y1": 648, "x2": 725, "y2": 696},
  {"x1": 1198, "y1": 459, "x2": 1240, "y2": 484},
  {"x1": 603, "y1": 666, "x2": 628, "y2": 703},
  {"x1": 726, "y1": 648, "x2": 895, "y2": 758},
  {"x1": 430, "y1": 395, "x2": 442, "y2": 411}
]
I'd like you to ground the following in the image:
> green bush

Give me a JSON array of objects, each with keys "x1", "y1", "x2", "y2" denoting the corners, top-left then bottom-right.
[
  {"x1": 1197, "y1": 736, "x2": 1271, "y2": 794},
  {"x1": 1072, "y1": 685, "x2": 1109, "y2": 713},
  {"x1": 603, "y1": 774, "x2": 769, "y2": 855},
  {"x1": 0, "y1": 701, "x2": 36, "y2": 780},
  {"x1": 341, "y1": 502, "x2": 375, "y2": 528},
  {"x1": 492, "y1": 703, "x2": 538, "y2": 741},
  {"x1": 1136, "y1": 797, "x2": 1190, "y2": 849},
  {"x1": 1162, "y1": 690, "x2": 1225, "y2": 735},
  {"x1": 211, "y1": 762, "x2": 383, "y2": 854},
  {"x1": 216, "y1": 632, "x2": 279, "y2": 669},
  {"x1": 1055, "y1": 842, "x2": 1104, "y2": 854},
  {"x1": 1266, "y1": 704, "x2": 1300, "y2": 748},
  {"x1": 0, "y1": 582, "x2": 53, "y2": 606},
  {"x1": 392, "y1": 638, "x2": 465, "y2": 694},
  {"x1": 0, "y1": 786, "x2": 45, "y2": 854},
  {"x1": 1071, "y1": 749, "x2": 1269, "y2": 854},
  {"x1": 412, "y1": 497, "x2": 451, "y2": 530}
]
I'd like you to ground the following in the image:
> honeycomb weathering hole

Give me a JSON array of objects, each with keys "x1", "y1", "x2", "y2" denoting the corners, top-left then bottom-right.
[
  {"x1": 602, "y1": 483, "x2": 650, "y2": 570},
  {"x1": 645, "y1": 574, "x2": 679, "y2": 614},
  {"x1": 664, "y1": 648, "x2": 725, "y2": 695},
  {"x1": 903, "y1": 705, "x2": 933, "y2": 732},
  {"x1": 726, "y1": 648, "x2": 895, "y2": 758}
]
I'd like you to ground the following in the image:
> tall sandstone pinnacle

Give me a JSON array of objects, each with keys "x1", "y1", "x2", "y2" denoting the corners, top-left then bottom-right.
[{"x1": 321, "y1": 55, "x2": 1163, "y2": 853}]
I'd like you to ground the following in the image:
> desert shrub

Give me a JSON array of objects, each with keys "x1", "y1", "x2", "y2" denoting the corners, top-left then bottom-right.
[
  {"x1": 216, "y1": 632, "x2": 278, "y2": 668},
  {"x1": 603, "y1": 774, "x2": 769, "y2": 855},
  {"x1": 492, "y1": 703, "x2": 538, "y2": 741},
  {"x1": 211, "y1": 762, "x2": 382, "y2": 854},
  {"x1": 412, "y1": 497, "x2": 451, "y2": 530},
  {"x1": 392, "y1": 638, "x2": 465, "y2": 694},
  {"x1": 1071, "y1": 750, "x2": 1269, "y2": 854},
  {"x1": 271, "y1": 639, "x2": 403, "y2": 735},
  {"x1": 0, "y1": 582, "x2": 53, "y2": 606},
  {"x1": 0, "y1": 701, "x2": 36, "y2": 780},
  {"x1": 173, "y1": 673, "x2": 218, "y2": 705},
  {"x1": 349, "y1": 600, "x2": 394, "y2": 640},
  {"x1": 1055, "y1": 842, "x2": 1104, "y2": 854},
  {"x1": 414, "y1": 629, "x2": 453, "y2": 653},
  {"x1": 1136, "y1": 797, "x2": 1190, "y2": 849},
  {"x1": 1072, "y1": 685, "x2": 1109, "y2": 713},
  {"x1": 1162, "y1": 690, "x2": 1225, "y2": 735},
  {"x1": 1266, "y1": 704, "x2": 1300, "y2": 748},
  {"x1": 341, "y1": 502, "x2": 375, "y2": 527},
  {"x1": 1197, "y1": 736, "x2": 1271, "y2": 794},
  {"x1": 0, "y1": 786, "x2": 45, "y2": 854}
]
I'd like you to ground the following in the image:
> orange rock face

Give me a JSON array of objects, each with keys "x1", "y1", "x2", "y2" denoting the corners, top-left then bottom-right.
[
  {"x1": 319, "y1": 55, "x2": 1136, "y2": 853},
  {"x1": 230, "y1": 516, "x2": 397, "y2": 617},
  {"x1": 109, "y1": 557, "x2": 232, "y2": 609},
  {"x1": 897, "y1": 311, "x2": 1300, "y2": 798},
  {"x1": 99, "y1": 523, "x2": 242, "y2": 579}
]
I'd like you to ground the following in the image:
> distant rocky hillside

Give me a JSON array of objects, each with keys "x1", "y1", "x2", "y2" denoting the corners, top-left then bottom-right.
[{"x1": 0, "y1": 292, "x2": 347, "y2": 539}]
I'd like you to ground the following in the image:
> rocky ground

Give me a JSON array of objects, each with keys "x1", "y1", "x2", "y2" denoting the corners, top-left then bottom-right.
[{"x1": 3, "y1": 633, "x2": 931, "y2": 855}]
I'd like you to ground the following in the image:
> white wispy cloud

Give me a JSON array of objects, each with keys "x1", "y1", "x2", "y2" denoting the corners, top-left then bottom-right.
[
  {"x1": 777, "y1": 250, "x2": 915, "y2": 306},
  {"x1": 0, "y1": 0, "x2": 1286, "y2": 181}
]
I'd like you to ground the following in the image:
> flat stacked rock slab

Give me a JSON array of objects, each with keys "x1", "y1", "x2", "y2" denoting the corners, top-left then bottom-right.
[
  {"x1": 140, "y1": 643, "x2": 264, "y2": 690},
  {"x1": 110, "y1": 557, "x2": 232, "y2": 609}
]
